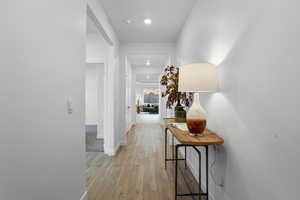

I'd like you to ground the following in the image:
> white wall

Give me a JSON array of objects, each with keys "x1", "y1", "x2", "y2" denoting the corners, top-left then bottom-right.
[
  {"x1": 0, "y1": 0, "x2": 86, "y2": 200},
  {"x1": 176, "y1": 0, "x2": 300, "y2": 200},
  {"x1": 86, "y1": 33, "x2": 108, "y2": 63},
  {"x1": 135, "y1": 66, "x2": 163, "y2": 75},
  {"x1": 85, "y1": 64, "x2": 99, "y2": 124}
]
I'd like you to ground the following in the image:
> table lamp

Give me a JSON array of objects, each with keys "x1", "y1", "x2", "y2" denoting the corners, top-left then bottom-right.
[{"x1": 178, "y1": 63, "x2": 217, "y2": 136}]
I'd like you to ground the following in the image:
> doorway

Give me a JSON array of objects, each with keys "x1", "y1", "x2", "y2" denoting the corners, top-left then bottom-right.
[
  {"x1": 136, "y1": 87, "x2": 160, "y2": 115},
  {"x1": 85, "y1": 63, "x2": 104, "y2": 153},
  {"x1": 85, "y1": 6, "x2": 115, "y2": 192}
]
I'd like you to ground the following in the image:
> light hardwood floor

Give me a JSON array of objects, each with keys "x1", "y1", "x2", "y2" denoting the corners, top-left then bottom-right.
[{"x1": 86, "y1": 115, "x2": 199, "y2": 200}]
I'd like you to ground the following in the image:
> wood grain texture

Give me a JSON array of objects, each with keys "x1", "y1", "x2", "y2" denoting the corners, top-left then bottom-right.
[
  {"x1": 86, "y1": 118, "x2": 200, "y2": 200},
  {"x1": 164, "y1": 118, "x2": 224, "y2": 146}
]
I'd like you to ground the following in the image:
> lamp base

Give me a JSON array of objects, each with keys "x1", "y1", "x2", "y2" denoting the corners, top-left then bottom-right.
[
  {"x1": 186, "y1": 93, "x2": 207, "y2": 135},
  {"x1": 186, "y1": 118, "x2": 207, "y2": 134},
  {"x1": 188, "y1": 133, "x2": 205, "y2": 137}
]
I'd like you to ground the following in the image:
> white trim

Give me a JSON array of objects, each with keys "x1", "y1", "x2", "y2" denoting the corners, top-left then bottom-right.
[
  {"x1": 136, "y1": 81, "x2": 160, "y2": 86},
  {"x1": 104, "y1": 140, "x2": 122, "y2": 156},
  {"x1": 126, "y1": 121, "x2": 134, "y2": 132},
  {"x1": 113, "y1": 129, "x2": 130, "y2": 155},
  {"x1": 114, "y1": 142, "x2": 121, "y2": 154},
  {"x1": 80, "y1": 191, "x2": 87, "y2": 200},
  {"x1": 103, "y1": 58, "x2": 115, "y2": 156},
  {"x1": 86, "y1": 62, "x2": 105, "y2": 64},
  {"x1": 86, "y1": 1, "x2": 117, "y2": 158},
  {"x1": 87, "y1": 5, "x2": 114, "y2": 46},
  {"x1": 105, "y1": 147, "x2": 115, "y2": 156},
  {"x1": 104, "y1": 143, "x2": 115, "y2": 156},
  {"x1": 121, "y1": 129, "x2": 130, "y2": 146}
]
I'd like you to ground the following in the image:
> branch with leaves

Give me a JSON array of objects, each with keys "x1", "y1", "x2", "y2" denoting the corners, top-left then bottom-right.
[{"x1": 160, "y1": 65, "x2": 190, "y2": 109}]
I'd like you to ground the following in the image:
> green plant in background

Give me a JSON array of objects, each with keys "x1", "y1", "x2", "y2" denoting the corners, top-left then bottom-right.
[{"x1": 160, "y1": 65, "x2": 190, "y2": 109}]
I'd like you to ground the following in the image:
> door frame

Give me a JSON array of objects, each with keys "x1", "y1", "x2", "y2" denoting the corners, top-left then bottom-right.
[{"x1": 86, "y1": 5, "x2": 116, "y2": 156}]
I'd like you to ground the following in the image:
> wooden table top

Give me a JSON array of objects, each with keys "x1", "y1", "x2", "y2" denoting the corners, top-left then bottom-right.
[{"x1": 164, "y1": 118, "x2": 224, "y2": 146}]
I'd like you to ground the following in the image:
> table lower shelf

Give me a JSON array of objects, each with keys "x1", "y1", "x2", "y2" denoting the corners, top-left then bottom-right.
[
  {"x1": 165, "y1": 153, "x2": 208, "y2": 200},
  {"x1": 165, "y1": 127, "x2": 210, "y2": 200}
]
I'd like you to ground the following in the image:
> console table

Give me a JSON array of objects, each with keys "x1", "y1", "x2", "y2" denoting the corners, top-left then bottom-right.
[{"x1": 164, "y1": 118, "x2": 224, "y2": 200}]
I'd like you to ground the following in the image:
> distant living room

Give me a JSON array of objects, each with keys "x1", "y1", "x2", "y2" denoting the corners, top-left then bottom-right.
[{"x1": 136, "y1": 88, "x2": 159, "y2": 114}]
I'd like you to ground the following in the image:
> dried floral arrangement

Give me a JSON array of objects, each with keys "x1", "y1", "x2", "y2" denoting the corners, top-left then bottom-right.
[{"x1": 160, "y1": 65, "x2": 190, "y2": 109}]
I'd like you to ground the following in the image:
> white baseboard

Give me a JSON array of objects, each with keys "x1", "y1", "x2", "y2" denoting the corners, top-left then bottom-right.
[
  {"x1": 120, "y1": 139, "x2": 127, "y2": 146},
  {"x1": 105, "y1": 146, "x2": 116, "y2": 156},
  {"x1": 105, "y1": 141, "x2": 121, "y2": 156},
  {"x1": 121, "y1": 123, "x2": 134, "y2": 146},
  {"x1": 114, "y1": 142, "x2": 121, "y2": 154},
  {"x1": 80, "y1": 191, "x2": 87, "y2": 200},
  {"x1": 126, "y1": 121, "x2": 135, "y2": 132},
  {"x1": 104, "y1": 131, "x2": 129, "y2": 156}
]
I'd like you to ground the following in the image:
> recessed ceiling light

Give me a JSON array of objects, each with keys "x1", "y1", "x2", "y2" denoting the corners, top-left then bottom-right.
[
  {"x1": 123, "y1": 19, "x2": 132, "y2": 24},
  {"x1": 146, "y1": 60, "x2": 151, "y2": 66},
  {"x1": 144, "y1": 18, "x2": 152, "y2": 25},
  {"x1": 146, "y1": 75, "x2": 150, "y2": 79}
]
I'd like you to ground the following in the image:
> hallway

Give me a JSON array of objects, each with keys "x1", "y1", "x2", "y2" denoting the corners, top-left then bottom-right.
[
  {"x1": 2, "y1": 0, "x2": 300, "y2": 199},
  {"x1": 86, "y1": 114, "x2": 198, "y2": 200}
]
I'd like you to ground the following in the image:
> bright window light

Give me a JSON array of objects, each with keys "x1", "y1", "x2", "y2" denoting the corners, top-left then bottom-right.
[{"x1": 144, "y1": 18, "x2": 152, "y2": 25}]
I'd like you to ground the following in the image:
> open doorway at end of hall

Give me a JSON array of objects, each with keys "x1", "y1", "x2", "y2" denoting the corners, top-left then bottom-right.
[{"x1": 136, "y1": 87, "x2": 160, "y2": 116}]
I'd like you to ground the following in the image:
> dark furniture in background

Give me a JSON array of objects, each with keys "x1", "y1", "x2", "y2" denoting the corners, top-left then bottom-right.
[{"x1": 142, "y1": 104, "x2": 159, "y2": 114}]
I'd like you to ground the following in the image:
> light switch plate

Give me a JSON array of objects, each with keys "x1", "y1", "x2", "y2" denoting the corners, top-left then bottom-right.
[{"x1": 67, "y1": 99, "x2": 73, "y2": 114}]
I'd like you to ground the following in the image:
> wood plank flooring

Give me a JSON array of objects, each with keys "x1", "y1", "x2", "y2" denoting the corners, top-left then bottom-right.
[{"x1": 86, "y1": 115, "x2": 200, "y2": 200}]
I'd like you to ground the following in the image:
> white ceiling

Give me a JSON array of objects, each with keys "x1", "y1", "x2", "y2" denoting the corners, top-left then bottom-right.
[
  {"x1": 134, "y1": 64, "x2": 162, "y2": 84},
  {"x1": 99, "y1": 0, "x2": 196, "y2": 43},
  {"x1": 128, "y1": 54, "x2": 168, "y2": 84},
  {"x1": 128, "y1": 54, "x2": 169, "y2": 68},
  {"x1": 136, "y1": 73, "x2": 160, "y2": 83},
  {"x1": 134, "y1": 65, "x2": 162, "y2": 83}
]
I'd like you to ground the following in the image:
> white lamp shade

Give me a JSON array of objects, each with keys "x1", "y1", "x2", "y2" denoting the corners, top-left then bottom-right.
[{"x1": 178, "y1": 63, "x2": 218, "y2": 92}]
